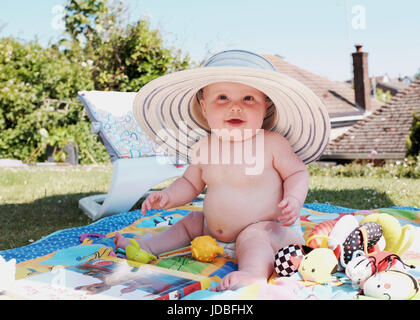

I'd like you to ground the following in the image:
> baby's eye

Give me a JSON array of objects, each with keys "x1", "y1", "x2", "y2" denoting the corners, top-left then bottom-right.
[
  {"x1": 243, "y1": 95, "x2": 254, "y2": 101},
  {"x1": 217, "y1": 95, "x2": 228, "y2": 100}
]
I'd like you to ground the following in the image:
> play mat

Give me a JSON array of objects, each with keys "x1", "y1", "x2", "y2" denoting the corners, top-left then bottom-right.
[{"x1": 1, "y1": 201, "x2": 419, "y2": 300}]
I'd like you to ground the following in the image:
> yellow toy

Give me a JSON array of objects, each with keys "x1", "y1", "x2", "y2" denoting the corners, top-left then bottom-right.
[
  {"x1": 126, "y1": 239, "x2": 157, "y2": 264},
  {"x1": 361, "y1": 213, "x2": 415, "y2": 255},
  {"x1": 290, "y1": 248, "x2": 338, "y2": 284},
  {"x1": 361, "y1": 269, "x2": 419, "y2": 300},
  {"x1": 190, "y1": 235, "x2": 224, "y2": 263}
]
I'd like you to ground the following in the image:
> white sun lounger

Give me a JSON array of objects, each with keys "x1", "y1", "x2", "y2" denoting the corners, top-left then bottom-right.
[{"x1": 77, "y1": 90, "x2": 187, "y2": 220}]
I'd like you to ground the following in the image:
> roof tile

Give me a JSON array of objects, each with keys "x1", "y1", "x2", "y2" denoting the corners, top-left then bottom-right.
[
  {"x1": 324, "y1": 79, "x2": 420, "y2": 158},
  {"x1": 263, "y1": 54, "x2": 383, "y2": 117}
]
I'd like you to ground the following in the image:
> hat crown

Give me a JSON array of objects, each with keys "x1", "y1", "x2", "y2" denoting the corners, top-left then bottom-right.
[{"x1": 204, "y1": 49, "x2": 276, "y2": 71}]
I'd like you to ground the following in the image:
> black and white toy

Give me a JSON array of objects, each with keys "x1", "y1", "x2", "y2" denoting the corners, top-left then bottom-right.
[{"x1": 274, "y1": 244, "x2": 312, "y2": 277}]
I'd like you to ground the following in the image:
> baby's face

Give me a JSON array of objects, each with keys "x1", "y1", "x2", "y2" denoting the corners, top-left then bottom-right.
[{"x1": 198, "y1": 82, "x2": 269, "y2": 140}]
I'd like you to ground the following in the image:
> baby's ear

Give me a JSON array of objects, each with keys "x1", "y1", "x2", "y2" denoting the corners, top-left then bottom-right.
[{"x1": 199, "y1": 99, "x2": 207, "y2": 116}]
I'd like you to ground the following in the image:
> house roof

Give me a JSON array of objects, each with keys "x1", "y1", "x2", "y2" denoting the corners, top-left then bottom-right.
[
  {"x1": 263, "y1": 54, "x2": 383, "y2": 118},
  {"x1": 375, "y1": 80, "x2": 411, "y2": 93},
  {"x1": 323, "y1": 79, "x2": 420, "y2": 159}
]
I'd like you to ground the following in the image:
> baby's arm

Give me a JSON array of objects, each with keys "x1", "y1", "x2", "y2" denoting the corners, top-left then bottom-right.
[
  {"x1": 270, "y1": 133, "x2": 309, "y2": 225},
  {"x1": 165, "y1": 164, "x2": 206, "y2": 207},
  {"x1": 141, "y1": 139, "x2": 207, "y2": 215},
  {"x1": 141, "y1": 165, "x2": 205, "y2": 215}
]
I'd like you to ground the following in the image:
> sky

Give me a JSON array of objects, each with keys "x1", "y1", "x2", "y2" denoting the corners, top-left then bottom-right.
[{"x1": 0, "y1": 0, "x2": 419, "y2": 81}]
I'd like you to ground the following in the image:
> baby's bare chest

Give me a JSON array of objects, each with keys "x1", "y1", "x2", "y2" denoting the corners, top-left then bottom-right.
[
  {"x1": 196, "y1": 133, "x2": 281, "y2": 186},
  {"x1": 201, "y1": 161, "x2": 280, "y2": 188}
]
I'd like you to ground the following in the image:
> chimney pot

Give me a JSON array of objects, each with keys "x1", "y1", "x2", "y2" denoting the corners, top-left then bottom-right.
[{"x1": 355, "y1": 44, "x2": 363, "y2": 52}]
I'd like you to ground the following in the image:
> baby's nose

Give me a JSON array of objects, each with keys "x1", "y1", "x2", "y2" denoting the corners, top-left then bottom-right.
[{"x1": 230, "y1": 104, "x2": 242, "y2": 112}]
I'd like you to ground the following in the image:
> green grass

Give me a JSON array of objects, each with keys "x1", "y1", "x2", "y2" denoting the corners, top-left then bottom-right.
[
  {"x1": 306, "y1": 176, "x2": 420, "y2": 209},
  {"x1": 0, "y1": 165, "x2": 113, "y2": 251},
  {"x1": 0, "y1": 165, "x2": 419, "y2": 252}
]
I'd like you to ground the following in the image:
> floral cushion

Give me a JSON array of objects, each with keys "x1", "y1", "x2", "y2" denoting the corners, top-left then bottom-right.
[{"x1": 79, "y1": 91, "x2": 166, "y2": 160}]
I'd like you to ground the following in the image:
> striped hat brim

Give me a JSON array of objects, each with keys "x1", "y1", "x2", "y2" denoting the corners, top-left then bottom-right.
[{"x1": 132, "y1": 66, "x2": 331, "y2": 164}]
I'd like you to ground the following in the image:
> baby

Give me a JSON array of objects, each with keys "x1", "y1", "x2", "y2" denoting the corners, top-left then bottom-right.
[{"x1": 115, "y1": 81, "x2": 309, "y2": 291}]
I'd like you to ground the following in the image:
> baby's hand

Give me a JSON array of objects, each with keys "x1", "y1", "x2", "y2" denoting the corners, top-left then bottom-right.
[
  {"x1": 277, "y1": 196, "x2": 301, "y2": 226},
  {"x1": 141, "y1": 191, "x2": 170, "y2": 216}
]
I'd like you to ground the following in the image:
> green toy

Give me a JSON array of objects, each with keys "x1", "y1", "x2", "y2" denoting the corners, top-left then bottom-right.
[{"x1": 125, "y1": 239, "x2": 157, "y2": 263}]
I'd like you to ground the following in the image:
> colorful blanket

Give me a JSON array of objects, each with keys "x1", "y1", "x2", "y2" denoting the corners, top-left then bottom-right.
[{"x1": 1, "y1": 202, "x2": 419, "y2": 300}]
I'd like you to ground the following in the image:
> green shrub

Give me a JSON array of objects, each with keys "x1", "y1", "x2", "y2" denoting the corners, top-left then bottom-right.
[
  {"x1": 0, "y1": 38, "x2": 101, "y2": 163},
  {"x1": 87, "y1": 20, "x2": 190, "y2": 92},
  {"x1": 406, "y1": 111, "x2": 420, "y2": 158},
  {"x1": 309, "y1": 157, "x2": 420, "y2": 179},
  {"x1": 0, "y1": 0, "x2": 191, "y2": 164},
  {"x1": 62, "y1": 0, "x2": 190, "y2": 92}
]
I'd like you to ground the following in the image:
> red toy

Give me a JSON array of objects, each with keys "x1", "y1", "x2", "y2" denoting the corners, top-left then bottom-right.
[{"x1": 345, "y1": 250, "x2": 415, "y2": 288}]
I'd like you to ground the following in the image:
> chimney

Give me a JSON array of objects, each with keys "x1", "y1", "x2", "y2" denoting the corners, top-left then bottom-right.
[{"x1": 352, "y1": 44, "x2": 372, "y2": 111}]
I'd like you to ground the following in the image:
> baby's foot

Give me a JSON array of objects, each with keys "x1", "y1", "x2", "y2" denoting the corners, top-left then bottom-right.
[
  {"x1": 211, "y1": 271, "x2": 267, "y2": 292},
  {"x1": 113, "y1": 232, "x2": 132, "y2": 250}
]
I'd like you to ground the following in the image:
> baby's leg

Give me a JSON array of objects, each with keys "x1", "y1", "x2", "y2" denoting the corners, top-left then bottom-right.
[
  {"x1": 114, "y1": 211, "x2": 208, "y2": 257},
  {"x1": 213, "y1": 221, "x2": 304, "y2": 291}
]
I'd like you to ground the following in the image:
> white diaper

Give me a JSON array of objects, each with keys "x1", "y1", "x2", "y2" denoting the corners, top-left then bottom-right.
[{"x1": 203, "y1": 216, "x2": 304, "y2": 260}]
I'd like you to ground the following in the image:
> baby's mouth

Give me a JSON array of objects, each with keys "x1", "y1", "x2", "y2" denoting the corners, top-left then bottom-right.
[{"x1": 226, "y1": 118, "x2": 245, "y2": 126}]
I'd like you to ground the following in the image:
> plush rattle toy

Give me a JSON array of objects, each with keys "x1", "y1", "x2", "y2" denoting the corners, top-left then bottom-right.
[
  {"x1": 190, "y1": 235, "x2": 224, "y2": 263},
  {"x1": 337, "y1": 222, "x2": 383, "y2": 271},
  {"x1": 305, "y1": 217, "x2": 383, "y2": 272},
  {"x1": 327, "y1": 215, "x2": 360, "y2": 254},
  {"x1": 361, "y1": 269, "x2": 419, "y2": 300},
  {"x1": 345, "y1": 251, "x2": 415, "y2": 288},
  {"x1": 274, "y1": 244, "x2": 311, "y2": 277},
  {"x1": 305, "y1": 215, "x2": 360, "y2": 262},
  {"x1": 360, "y1": 213, "x2": 415, "y2": 256},
  {"x1": 306, "y1": 220, "x2": 338, "y2": 249},
  {"x1": 290, "y1": 248, "x2": 339, "y2": 284},
  {"x1": 125, "y1": 239, "x2": 157, "y2": 264},
  {"x1": 274, "y1": 245, "x2": 338, "y2": 283}
]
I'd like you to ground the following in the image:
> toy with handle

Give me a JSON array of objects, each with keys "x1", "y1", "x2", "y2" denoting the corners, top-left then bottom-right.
[
  {"x1": 361, "y1": 213, "x2": 415, "y2": 255},
  {"x1": 191, "y1": 235, "x2": 224, "y2": 263},
  {"x1": 157, "y1": 235, "x2": 225, "y2": 263}
]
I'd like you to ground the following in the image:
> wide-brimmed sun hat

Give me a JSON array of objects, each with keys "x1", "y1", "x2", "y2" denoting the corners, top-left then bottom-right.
[{"x1": 132, "y1": 49, "x2": 331, "y2": 164}]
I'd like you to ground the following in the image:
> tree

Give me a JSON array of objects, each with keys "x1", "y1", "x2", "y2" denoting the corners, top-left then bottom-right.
[
  {"x1": 376, "y1": 88, "x2": 392, "y2": 103},
  {"x1": 0, "y1": 0, "x2": 191, "y2": 163},
  {"x1": 0, "y1": 38, "x2": 104, "y2": 162},
  {"x1": 406, "y1": 111, "x2": 420, "y2": 158},
  {"x1": 61, "y1": 0, "x2": 190, "y2": 92}
]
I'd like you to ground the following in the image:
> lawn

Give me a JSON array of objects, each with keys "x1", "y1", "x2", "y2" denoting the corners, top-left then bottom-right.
[{"x1": 0, "y1": 164, "x2": 419, "y2": 252}]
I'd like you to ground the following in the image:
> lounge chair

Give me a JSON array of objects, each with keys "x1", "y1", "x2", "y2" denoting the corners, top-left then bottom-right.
[{"x1": 77, "y1": 90, "x2": 187, "y2": 220}]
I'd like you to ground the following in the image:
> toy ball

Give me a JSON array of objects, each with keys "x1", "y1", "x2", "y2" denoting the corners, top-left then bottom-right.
[
  {"x1": 191, "y1": 235, "x2": 224, "y2": 263},
  {"x1": 274, "y1": 244, "x2": 309, "y2": 277}
]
